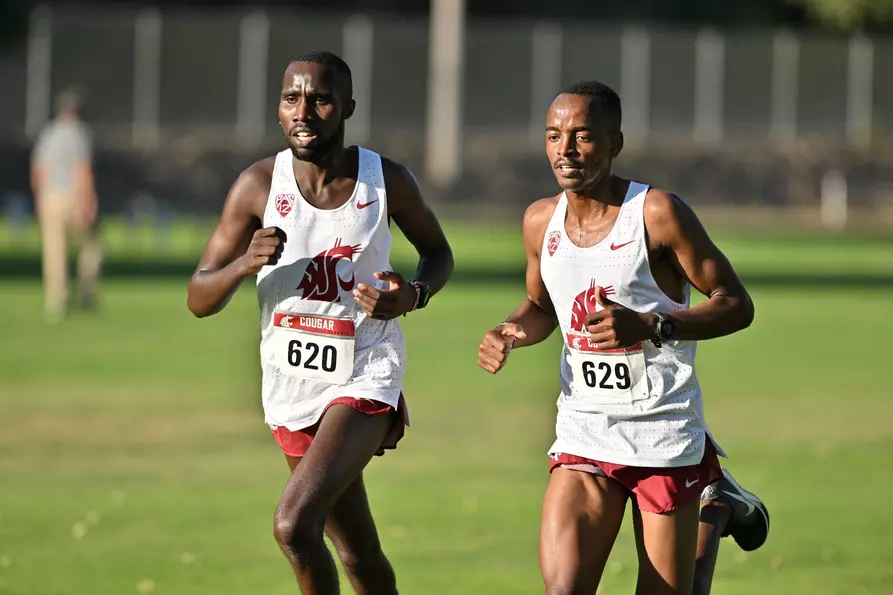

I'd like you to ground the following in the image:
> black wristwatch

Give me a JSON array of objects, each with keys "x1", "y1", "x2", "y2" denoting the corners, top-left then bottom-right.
[
  {"x1": 652, "y1": 312, "x2": 674, "y2": 347},
  {"x1": 409, "y1": 279, "x2": 432, "y2": 311}
]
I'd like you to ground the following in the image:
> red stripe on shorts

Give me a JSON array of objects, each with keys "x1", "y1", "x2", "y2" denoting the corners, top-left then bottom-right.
[
  {"x1": 549, "y1": 439, "x2": 722, "y2": 513},
  {"x1": 272, "y1": 395, "x2": 407, "y2": 459}
]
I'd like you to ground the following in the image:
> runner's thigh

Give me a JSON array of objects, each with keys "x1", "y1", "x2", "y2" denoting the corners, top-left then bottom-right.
[{"x1": 540, "y1": 467, "x2": 628, "y2": 594}]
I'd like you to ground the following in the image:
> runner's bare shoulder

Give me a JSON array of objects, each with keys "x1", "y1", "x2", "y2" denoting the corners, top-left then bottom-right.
[
  {"x1": 524, "y1": 194, "x2": 561, "y2": 247},
  {"x1": 227, "y1": 156, "x2": 277, "y2": 216},
  {"x1": 642, "y1": 187, "x2": 700, "y2": 247}
]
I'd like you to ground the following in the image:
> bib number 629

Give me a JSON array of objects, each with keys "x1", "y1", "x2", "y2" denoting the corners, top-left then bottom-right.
[
  {"x1": 581, "y1": 360, "x2": 631, "y2": 390},
  {"x1": 567, "y1": 338, "x2": 647, "y2": 403}
]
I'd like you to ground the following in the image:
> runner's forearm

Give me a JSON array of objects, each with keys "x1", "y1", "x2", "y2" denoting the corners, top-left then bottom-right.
[
  {"x1": 411, "y1": 245, "x2": 454, "y2": 296},
  {"x1": 187, "y1": 257, "x2": 250, "y2": 318},
  {"x1": 503, "y1": 298, "x2": 558, "y2": 348},
  {"x1": 654, "y1": 293, "x2": 753, "y2": 341}
]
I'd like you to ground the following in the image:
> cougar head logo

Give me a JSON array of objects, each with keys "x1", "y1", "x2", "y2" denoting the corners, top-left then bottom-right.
[
  {"x1": 296, "y1": 238, "x2": 363, "y2": 303},
  {"x1": 570, "y1": 280, "x2": 615, "y2": 332}
]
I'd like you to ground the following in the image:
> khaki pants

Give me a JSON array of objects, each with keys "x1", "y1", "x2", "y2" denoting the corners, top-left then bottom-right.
[{"x1": 37, "y1": 192, "x2": 102, "y2": 318}]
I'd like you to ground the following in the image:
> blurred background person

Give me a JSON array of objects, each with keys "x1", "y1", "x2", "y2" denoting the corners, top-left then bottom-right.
[{"x1": 30, "y1": 87, "x2": 101, "y2": 322}]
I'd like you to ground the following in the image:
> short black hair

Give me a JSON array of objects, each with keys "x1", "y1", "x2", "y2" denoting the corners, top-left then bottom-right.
[
  {"x1": 558, "y1": 80, "x2": 622, "y2": 134},
  {"x1": 290, "y1": 50, "x2": 353, "y2": 100}
]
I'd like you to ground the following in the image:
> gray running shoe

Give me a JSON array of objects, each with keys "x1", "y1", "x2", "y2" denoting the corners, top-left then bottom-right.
[{"x1": 701, "y1": 467, "x2": 770, "y2": 551}]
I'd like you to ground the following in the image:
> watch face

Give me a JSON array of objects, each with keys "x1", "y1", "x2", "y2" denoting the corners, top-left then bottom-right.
[
  {"x1": 660, "y1": 320, "x2": 673, "y2": 337},
  {"x1": 413, "y1": 282, "x2": 431, "y2": 308}
]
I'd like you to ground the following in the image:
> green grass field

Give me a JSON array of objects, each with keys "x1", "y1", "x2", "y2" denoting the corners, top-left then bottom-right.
[{"x1": 1, "y1": 222, "x2": 892, "y2": 594}]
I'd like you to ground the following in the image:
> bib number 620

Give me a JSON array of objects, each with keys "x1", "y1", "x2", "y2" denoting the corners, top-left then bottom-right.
[
  {"x1": 287, "y1": 339, "x2": 337, "y2": 372},
  {"x1": 581, "y1": 361, "x2": 631, "y2": 390},
  {"x1": 271, "y1": 311, "x2": 354, "y2": 385}
]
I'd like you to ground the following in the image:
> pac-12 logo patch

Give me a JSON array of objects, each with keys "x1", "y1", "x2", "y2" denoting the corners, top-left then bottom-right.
[
  {"x1": 547, "y1": 231, "x2": 561, "y2": 256},
  {"x1": 275, "y1": 194, "x2": 295, "y2": 217}
]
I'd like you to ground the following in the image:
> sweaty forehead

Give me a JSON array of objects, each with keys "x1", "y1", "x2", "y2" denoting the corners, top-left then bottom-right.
[
  {"x1": 282, "y1": 62, "x2": 341, "y2": 94},
  {"x1": 547, "y1": 94, "x2": 598, "y2": 127}
]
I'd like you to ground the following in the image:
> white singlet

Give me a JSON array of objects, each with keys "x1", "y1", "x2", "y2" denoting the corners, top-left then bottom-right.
[
  {"x1": 256, "y1": 147, "x2": 407, "y2": 431},
  {"x1": 540, "y1": 181, "x2": 723, "y2": 468}
]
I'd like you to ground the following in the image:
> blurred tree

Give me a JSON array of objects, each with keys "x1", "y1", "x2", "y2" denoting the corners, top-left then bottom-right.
[{"x1": 788, "y1": 0, "x2": 893, "y2": 28}]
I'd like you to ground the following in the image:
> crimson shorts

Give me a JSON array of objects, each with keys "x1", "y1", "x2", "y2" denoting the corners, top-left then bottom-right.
[
  {"x1": 272, "y1": 394, "x2": 408, "y2": 459},
  {"x1": 548, "y1": 439, "x2": 722, "y2": 514}
]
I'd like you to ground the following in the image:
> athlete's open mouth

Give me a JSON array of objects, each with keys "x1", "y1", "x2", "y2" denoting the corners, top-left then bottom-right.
[
  {"x1": 292, "y1": 131, "x2": 318, "y2": 146},
  {"x1": 555, "y1": 164, "x2": 582, "y2": 177}
]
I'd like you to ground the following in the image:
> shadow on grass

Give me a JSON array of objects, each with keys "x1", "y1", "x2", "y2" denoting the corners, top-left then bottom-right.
[{"x1": 1, "y1": 257, "x2": 892, "y2": 289}]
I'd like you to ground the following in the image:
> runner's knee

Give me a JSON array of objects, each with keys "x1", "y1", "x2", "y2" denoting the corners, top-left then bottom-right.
[
  {"x1": 273, "y1": 505, "x2": 325, "y2": 555},
  {"x1": 543, "y1": 576, "x2": 586, "y2": 595},
  {"x1": 335, "y1": 539, "x2": 387, "y2": 577},
  {"x1": 542, "y1": 558, "x2": 588, "y2": 595}
]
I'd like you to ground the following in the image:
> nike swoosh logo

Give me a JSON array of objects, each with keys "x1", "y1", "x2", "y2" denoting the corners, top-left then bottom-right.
[
  {"x1": 725, "y1": 492, "x2": 756, "y2": 516},
  {"x1": 610, "y1": 240, "x2": 635, "y2": 251},
  {"x1": 357, "y1": 200, "x2": 379, "y2": 210},
  {"x1": 685, "y1": 478, "x2": 699, "y2": 488}
]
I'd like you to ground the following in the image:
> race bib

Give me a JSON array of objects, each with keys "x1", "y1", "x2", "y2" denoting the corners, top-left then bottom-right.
[
  {"x1": 566, "y1": 332, "x2": 649, "y2": 404},
  {"x1": 271, "y1": 312, "x2": 355, "y2": 385}
]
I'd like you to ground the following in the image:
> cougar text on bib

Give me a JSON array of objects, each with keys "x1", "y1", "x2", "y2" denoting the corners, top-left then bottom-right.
[
  {"x1": 566, "y1": 332, "x2": 649, "y2": 404},
  {"x1": 271, "y1": 312, "x2": 355, "y2": 385}
]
